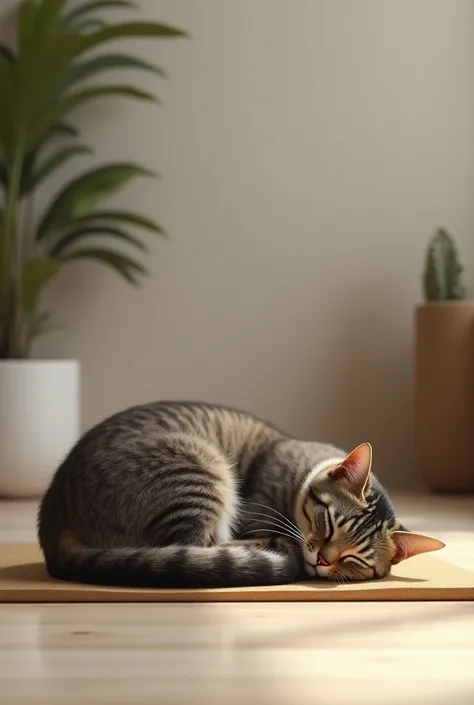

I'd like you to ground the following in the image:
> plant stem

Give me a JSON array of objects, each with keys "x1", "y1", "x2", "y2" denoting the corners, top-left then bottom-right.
[
  {"x1": 24, "y1": 191, "x2": 35, "y2": 256},
  {"x1": 1, "y1": 136, "x2": 24, "y2": 358}
]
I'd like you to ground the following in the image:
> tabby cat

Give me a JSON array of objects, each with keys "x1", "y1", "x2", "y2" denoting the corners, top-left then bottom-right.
[{"x1": 38, "y1": 400, "x2": 444, "y2": 588}]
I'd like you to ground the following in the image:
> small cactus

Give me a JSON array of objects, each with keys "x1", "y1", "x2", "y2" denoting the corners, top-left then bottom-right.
[{"x1": 423, "y1": 228, "x2": 466, "y2": 301}]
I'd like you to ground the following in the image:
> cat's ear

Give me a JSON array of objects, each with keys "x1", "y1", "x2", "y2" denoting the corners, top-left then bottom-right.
[
  {"x1": 330, "y1": 442, "x2": 372, "y2": 498},
  {"x1": 390, "y1": 531, "x2": 445, "y2": 564}
]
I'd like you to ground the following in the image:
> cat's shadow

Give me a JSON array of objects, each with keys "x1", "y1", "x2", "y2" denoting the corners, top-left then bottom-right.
[
  {"x1": 0, "y1": 562, "x2": 50, "y2": 582},
  {"x1": 296, "y1": 573, "x2": 427, "y2": 589},
  {"x1": 0, "y1": 561, "x2": 427, "y2": 589}
]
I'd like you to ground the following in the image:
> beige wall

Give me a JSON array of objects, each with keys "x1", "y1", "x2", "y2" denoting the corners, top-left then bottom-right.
[{"x1": 32, "y1": 0, "x2": 474, "y2": 488}]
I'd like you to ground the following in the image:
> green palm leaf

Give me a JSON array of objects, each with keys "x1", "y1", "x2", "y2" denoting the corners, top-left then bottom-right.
[
  {"x1": 1, "y1": 19, "x2": 186, "y2": 154},
  {"x1": 23, "y1": 84, "x2": 156, "y2": 155},
  {"x1": 18, "y1": 1, "x2": 38, "y2": 51},
  {"x1": 26, "y1": 310, "x2": 62, "y2": 342},
  {"x1": 0, "y1": 61, "x2": 15, "y2": 153},
  {"x1": 34, "y1": 0, "x2": 68, "y2": 33},
  {"x1": 76, "y1": 209, "x2": 166, "y2": 235},
  {"x1": 63, "y1": 1, "x2": 137, "y2": 27},
  {"x1": 60, "y1": 247, "x2": 148, "y2": 284},
  {"x1": 38, "y1": 163, "x2": 156, "y2": 239},
  {"x1": 22, "y1": 145, "x2": 93, "y2": 194},
  {"x1": 57, "y1": 83, "x2": 157, "y2": 118},
  {"x1": 3, "y1": 38, "x2": 86, "y2": 154},
  {"x1": 76, "y1": 21, "x2": 189, "y2": 56},
  {"x1": 48, "y1": 122, "x2": 80, "y2": 139},
  {"x1": 17, "y1": 124, "x2": 81, "y2": 194},
  {"x1": 69, "y1": 19, "x2": 107, "y2": 33},
  {"x1": 63, "y1": 53, "x2": 166, "y2": 89},
  {"x1": 0, "y1": 45, "x2": 14, "y2": 64},
  {"x1": 21, "y1": 257, "x2": 61, "y2": 314},
  {"x1": 0, "y1": 161, "x2": 7, "y2": 189},
  {"x1": 30, "y1": 123, "x2": 79, "y2": 156},
  {"x1": 49, "y1": 224, "x2": 149, "y2": 257},
  {"x1": 2, "y1": 130, "x2": 84, "y2": 192}
]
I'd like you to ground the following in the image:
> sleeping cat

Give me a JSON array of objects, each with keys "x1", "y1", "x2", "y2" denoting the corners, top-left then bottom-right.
[{"x1": 37, "y1": 400, "x2": 444, "y2": 588}]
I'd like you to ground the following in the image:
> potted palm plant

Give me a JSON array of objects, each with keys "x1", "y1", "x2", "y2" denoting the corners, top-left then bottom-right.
[
  {"x1": 414, "y1": 228, "x2": 474, "y2": 492},
  {"x1": 0, "y1": 0, "x2": 187, "y2": 497}
]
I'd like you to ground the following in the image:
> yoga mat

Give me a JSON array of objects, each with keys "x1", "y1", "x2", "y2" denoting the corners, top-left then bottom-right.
[{"x1": 0, "y1": 542, "x2": 473, "y2": 602}]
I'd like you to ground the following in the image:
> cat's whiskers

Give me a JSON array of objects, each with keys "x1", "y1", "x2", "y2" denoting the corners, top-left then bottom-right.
[
  {"x1": 240, "y1": 527, "x2": 304, "y2": 544},
  {"x1": 239, "y1": 509, "x2": 306, "y2": 544},
  {"x1": 239, "y1": 516, "x2": 306, "y2": 545},
  {"x1": 242, "y1": 500, "x2": 304, "y2": 536},
  {"x1": 335, "y1": 572, "x2": 350, "y2": 586},
  {"x1": 240, "y1": 501, "x2": 305, "y2": 540}
]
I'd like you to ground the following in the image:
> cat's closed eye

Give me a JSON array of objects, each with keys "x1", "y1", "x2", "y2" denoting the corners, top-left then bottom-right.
[{"x1": 339, "y1": 554, "x2": 372, "y2": 568}]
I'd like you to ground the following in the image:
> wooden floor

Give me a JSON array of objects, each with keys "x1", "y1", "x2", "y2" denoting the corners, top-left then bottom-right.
[{"x1": 1, "y1": 493, "x2": 474, "y2": 704}]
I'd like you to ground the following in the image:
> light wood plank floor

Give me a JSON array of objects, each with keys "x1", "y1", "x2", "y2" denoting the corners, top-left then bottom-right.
[{"x1": 1, "y1": 493, "x2": 474, "y2": 705}]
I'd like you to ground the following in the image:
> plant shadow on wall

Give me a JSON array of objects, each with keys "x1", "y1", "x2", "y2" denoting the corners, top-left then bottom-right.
[
  {"x1": 0, "y1": 0, "x2": 188, "y2": 360},
  {"x1": 0, "y1": 0, "x2": 187, "y2": 499}
]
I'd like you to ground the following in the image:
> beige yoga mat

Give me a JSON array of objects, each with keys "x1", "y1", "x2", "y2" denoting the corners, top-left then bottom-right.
[{"x1": 0, "y1": 542, "x2": 473, "y2": 602}]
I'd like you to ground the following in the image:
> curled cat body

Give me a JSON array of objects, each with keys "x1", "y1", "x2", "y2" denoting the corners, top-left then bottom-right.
[{"x1": 38, "y1": 400, "x2": 444, "y2": 588}]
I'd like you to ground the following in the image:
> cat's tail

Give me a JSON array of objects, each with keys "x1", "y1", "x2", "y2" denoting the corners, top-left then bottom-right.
[{"x1": 43, "y1": 541, "x2": 303, "y2": 589}]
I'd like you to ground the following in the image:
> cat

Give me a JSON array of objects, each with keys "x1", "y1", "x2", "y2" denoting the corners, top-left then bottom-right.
[{"x1": 37, "y1": 400, "x2": 444, "y2": 588}]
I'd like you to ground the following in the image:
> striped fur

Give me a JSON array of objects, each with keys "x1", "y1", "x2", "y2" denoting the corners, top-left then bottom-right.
[{"x1": 37, "y1": 401, "x2": 442, "y2": 588}]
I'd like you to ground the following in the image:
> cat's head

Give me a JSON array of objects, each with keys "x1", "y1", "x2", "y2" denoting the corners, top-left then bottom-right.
[{"x1": 294, "y1": 442, "x2": 445, "y2": 581}]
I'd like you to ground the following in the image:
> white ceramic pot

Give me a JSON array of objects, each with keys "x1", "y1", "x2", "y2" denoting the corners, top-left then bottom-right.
[{"x1": 0, "y1": 359, "x2": 80, "y2": 498}]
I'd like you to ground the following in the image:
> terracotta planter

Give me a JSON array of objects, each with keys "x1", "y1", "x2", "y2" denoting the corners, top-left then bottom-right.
[{"x1": 414, "y1": 302, "x2": 474, "y2": 492}]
